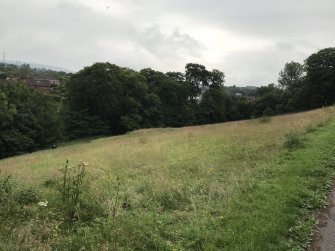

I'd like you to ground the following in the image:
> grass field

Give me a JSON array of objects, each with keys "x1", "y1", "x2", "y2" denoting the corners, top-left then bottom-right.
[{"x1": 1, "y1": 107, "x2": 335, "y2": 250}]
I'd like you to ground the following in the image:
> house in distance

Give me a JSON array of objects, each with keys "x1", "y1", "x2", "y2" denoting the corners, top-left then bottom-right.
[{"x1": 24, "y1": 76, "x2": 60, "y2": 92}]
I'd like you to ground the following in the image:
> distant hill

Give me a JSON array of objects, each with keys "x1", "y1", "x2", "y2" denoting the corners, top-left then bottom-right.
[{"x1": 4, "y1": 60, "x2": 72, "y2": 73}]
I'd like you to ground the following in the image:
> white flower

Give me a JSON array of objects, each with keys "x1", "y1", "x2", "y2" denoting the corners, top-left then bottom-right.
[{"x1": 38, "y1": 200, "x2": 48, "y2": 207}]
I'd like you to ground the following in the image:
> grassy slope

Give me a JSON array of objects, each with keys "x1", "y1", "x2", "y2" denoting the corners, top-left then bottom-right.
[
  {"x1": 1, "y1": 107, "x2": 335, "y2": 250},
  {"x1": 221, "y1": 115, "x2": 335, "y2": 250}
]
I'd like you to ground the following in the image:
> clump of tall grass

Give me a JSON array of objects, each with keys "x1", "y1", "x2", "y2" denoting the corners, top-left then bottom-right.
[
  {"x1": 0, "y1": 175, "x2": 13, "y2": 202},
  {"x1": 284, "y1": 131, "x2": 305, "y2": 149},
  {"x1": 0, "y1": 160, "x2": 162, "y2": 250},
  {"x1": 258, "y1": 116, "x2": 271, "y2": 124}
]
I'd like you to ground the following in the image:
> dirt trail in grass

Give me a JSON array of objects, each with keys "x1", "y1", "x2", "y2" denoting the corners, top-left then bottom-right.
[{"x1": 312, "y1": 188, "x2": 335, "y2": 251}]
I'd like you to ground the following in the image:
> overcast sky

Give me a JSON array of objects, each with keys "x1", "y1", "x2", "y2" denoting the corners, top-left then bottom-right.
[{"x1": 1, "y1": 0, "x2": 334, "y2": 86}]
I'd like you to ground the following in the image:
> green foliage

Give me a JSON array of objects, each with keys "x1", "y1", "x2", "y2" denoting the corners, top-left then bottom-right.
[
  {"x1": 0, "y1": 161, "x2": 105, "y2": 249},
  {"x1": 140, "y1": 68, "x2": 196, "y2": 127},
  {"x1": 65, "y1": 63, "x2": 150, "y2": 137},
  {"x1": 158, "y1": 78, "x2": 195, "y2": 126},
  {"x1": 63, "y1": 108, "x2": 109, "y2": 139},
  {"x1": 278, "y1": 61, "x2": 305, "y2": 89},
  {"x1": 286, "y1": 217, "x2": 316, "y2": 250},
  {"x1": 15, "y1": 189, "x2": 40, "y2": 205},
  {"x1": 185, "y1": 63, "x2": 211, "y2": 100},
  {"x1": 1, "y1": 47, "x2": 334, "y2": 159},
  {"x1": 225, "y1": 85, "x2": 258, "y2": 97},
  {"x1": 120, "y1": 114, "x2": 142, "y2": 131},
  {"x1": 278, "y1": 48, "x2": 335, "y2": 112},
  {"x1": 304, "y1": 47, "x2": 335, "y2": 108},
  {"x1": 262, "y1": 107, "x2": 274, "y2": 116},
  {"x1": 198, "y1": 88, "x2": 231, "y2": 123},
  {"x1": 165, "y1": 71, "x2": 185, "y2": 82},
  {"x1": 0, "y1": 82, "x2": 62, "y2": 158},
  {"x1": 0, "y1": 175, "x2": 14, "y2": 203},
  {"x1": 0, "y1": 62, "x2": 70, "y2": 81},
  {"x1": 0, "y1": 90, "x2": 16, "y2": 127},
  {"x1": 1, "y1": 110, "x2": 335, "y2": 249},
  {"x1": 141, "y1": 93, "x2": 162, "y2": 127},
  {"x1": 210, "y1": 69, "x2": 225, "y2": 89},
  {"x1": 284, "y1": 131, "x2": 305, "y2": 149},
  {"x1": 58, "y1": 160, "x2": 86, "y2": 225},
  {"x1": 257, "y1": 116, "x2": 271, "y2": 123},
  {"x1": 254, "y1": 84, "x2": 285, "y2": 116}
]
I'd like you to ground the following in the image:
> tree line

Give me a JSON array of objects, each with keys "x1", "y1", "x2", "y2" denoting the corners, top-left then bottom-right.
[{"x1": 0, "y1": 47, "x2": 334, "y2": 158}]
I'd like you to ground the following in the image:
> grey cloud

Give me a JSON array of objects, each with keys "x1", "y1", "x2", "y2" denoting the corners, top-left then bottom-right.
[
  {"x1": 0, "y1": 0, "x2": 138, "y2": 70},
  {"x1": 145, "y1": 0, "x2": 335, "y2": 39},
  {"x1": 138, "y1": 26, "x2": 204, "y2": 58},
  {"x1": 0, "y1": 0, "x2": 333, "y2": 85},
  {"x1": 276, "y1": 42, "x2": 294, "y2": 51},
  {"x1": 224, "y1": 43, "x2": 313, "y2": 86}
]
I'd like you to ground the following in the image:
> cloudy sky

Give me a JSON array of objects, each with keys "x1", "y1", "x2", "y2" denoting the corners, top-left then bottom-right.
[{"x1": 1, "y1": 0, "x2": 334, "y2": 86}]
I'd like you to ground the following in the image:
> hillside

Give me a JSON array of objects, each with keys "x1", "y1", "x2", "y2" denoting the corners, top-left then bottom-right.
[
  {"x1": 1, "y1": 107, "x2": 335, "y2": 250},
  {"x1": 3, "y1": 60, "x2": 71, "y2": 73}
]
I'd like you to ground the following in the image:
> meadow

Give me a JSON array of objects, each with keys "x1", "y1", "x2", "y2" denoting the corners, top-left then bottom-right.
[{"x1": 1, "y1": 107, "x2": 335, "y2": 250}]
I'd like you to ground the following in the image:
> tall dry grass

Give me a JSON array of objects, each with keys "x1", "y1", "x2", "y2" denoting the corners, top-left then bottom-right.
[
  {"x1": 0, "y1": 107, "x2": 333, "y2": 206},
  {"x1": 1, "y1": 106, "x2": 335, "y2": 250}
]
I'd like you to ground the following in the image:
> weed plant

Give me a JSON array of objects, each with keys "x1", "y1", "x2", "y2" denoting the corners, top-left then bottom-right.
[{"x1": 59, "y1": 160, "x2": 86, "y2": 226}]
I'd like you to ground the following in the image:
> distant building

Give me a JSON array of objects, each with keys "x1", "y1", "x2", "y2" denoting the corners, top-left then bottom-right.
[
  {"x1": 25, "y1": 79, "x2": 53, "y2": 92},
  {"x1": 246, "y1": 96, "x2": 256, "y2": 101},
  {"x1": 34, "y1": 76, "x2": 60, "y2": 85},
  {"x1": 23, "y1": 76, "x2": 60, "y2": 92}
]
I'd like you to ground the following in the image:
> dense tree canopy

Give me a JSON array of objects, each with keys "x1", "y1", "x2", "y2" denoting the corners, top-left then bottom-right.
[
  {"x1": 304, "y1": 47, "x2": 335, "y2": 107},
  {"x1": 65, "y1": 63, "x2": 150, "y2": 137},
  {"x1": 0, "y1": 90, "x2": 16, "y2": 127},
  {"x1": 278, "y1": 61, "x2": 305, "y2": 89},
  {"x1": 185, "y1": 63, "x2": 211, "y2": 100},
  {"x1": 1, "y1": 47, "x2": 334, "y2": 159},
  {"x1": 0, "y1": 82, "x2": 62, "y2": 158}
]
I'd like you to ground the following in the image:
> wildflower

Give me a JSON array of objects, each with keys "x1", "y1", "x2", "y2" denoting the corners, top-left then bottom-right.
[{"x1": 38, "y1": 200, "x2": 48, "y2": 207}]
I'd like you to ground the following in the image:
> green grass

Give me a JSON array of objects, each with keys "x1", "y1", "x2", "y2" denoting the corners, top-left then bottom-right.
[
  {"x1": 0, "y1": 107, "x2": 335, "y2": 250},
  {"x1": 217, "y1": 119, "x2": 335, "y2": 250}
]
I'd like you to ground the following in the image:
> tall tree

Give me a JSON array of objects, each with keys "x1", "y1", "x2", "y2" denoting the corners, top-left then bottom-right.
[
  {"x1": 65, "y1": 63, "x2": 150, "y2": 137},
  {"x1": 278, "y1": 61, "x2": 305, "y2": 89},
  {"x1": 0, "y1": 82, "x2": 62, "y2": 158},
  {"x1": 198, "y1": 88, "x2": 232, "y2": 124},
  {"x1": 140, "y1": 68, "x2": 167, "y2": 94},
  {"x1": 255, "y1": 84, "x2": 284, "y2": 116},
  {"x1": 165, "y1": 71, "x2": 185, "y2": 82},
  {"x1": 210, "y1": 69, "x2": 225, "y2": 89},
  {"x1": 0, "y1": 91, "x2": 16, "y2": 125},
  {"x1": 185, "y1": 63, "x2": 211, "y2": 100},
  {"x1": 158, "y1": 79, "x2": 195, "y2": 126},
  {"x1": 304, "y1": 47, "x2": 335, "y2": 107}
]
